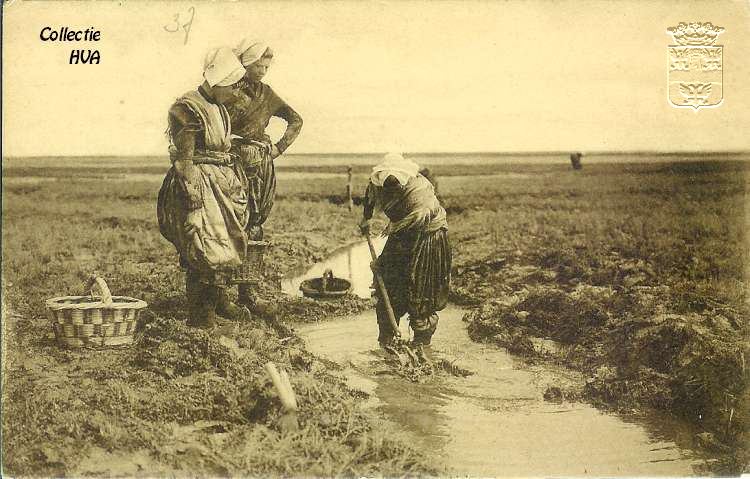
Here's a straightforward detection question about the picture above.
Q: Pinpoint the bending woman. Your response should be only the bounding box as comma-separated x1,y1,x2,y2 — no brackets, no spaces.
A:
359,153,452,346
157,47,250,328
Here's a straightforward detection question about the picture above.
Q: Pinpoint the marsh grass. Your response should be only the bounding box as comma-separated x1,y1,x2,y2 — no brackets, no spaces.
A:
1,175,437,476
448,160,749,474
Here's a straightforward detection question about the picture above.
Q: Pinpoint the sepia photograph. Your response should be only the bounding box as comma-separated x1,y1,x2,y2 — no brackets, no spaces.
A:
2,0,749,476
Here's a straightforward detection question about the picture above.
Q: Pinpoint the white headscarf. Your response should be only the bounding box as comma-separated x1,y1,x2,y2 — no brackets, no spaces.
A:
203,47,245,87
234,38,270,67
370,152,420,187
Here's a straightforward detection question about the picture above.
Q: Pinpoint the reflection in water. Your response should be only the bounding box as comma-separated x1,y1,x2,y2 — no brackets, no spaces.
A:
286,240,704,477
281,237,386,298
300,308,702,477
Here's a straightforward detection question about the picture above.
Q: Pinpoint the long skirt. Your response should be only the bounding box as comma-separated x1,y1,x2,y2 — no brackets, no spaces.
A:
376,228,451,329
241,145,276,239
157,163,249,285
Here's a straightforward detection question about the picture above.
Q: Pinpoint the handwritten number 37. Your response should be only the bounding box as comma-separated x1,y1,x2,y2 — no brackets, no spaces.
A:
164,6,195,45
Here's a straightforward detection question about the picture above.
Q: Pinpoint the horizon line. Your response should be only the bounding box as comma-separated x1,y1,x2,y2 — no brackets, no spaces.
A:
4,149,750,160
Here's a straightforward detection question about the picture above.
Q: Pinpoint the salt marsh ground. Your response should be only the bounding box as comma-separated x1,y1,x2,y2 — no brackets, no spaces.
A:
2,152,748,475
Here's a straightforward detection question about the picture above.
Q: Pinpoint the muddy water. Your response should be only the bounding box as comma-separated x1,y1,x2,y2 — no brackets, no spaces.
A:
287,239,704,476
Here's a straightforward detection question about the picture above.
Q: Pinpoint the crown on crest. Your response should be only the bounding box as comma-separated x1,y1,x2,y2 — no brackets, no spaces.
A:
667,22,724,46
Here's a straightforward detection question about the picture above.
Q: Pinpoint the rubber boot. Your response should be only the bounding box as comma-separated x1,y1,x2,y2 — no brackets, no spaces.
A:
216,287,250,321
237,283,257,309
410,313,439,346
378,322,397,348
185,271,202,325
186,278,218,329
376,304,399,348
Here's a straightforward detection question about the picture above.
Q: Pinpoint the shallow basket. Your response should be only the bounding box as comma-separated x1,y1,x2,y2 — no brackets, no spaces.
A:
45,277,148,348
232,240,269,285
300,269,352,299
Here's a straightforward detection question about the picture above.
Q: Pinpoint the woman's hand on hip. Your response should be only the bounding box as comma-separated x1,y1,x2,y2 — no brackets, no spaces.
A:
270,144,281,159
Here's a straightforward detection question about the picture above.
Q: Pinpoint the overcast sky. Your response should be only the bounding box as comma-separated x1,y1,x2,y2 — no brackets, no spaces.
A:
3,0,750,156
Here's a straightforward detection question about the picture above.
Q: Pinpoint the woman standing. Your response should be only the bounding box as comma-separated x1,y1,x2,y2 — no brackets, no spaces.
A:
157,47,251,328
359,153,452,347
226,39,303,306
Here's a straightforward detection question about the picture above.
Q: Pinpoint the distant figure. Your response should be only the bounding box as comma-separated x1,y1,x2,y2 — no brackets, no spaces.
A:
359,153,451,347
570,152,583,170
419,167,439,198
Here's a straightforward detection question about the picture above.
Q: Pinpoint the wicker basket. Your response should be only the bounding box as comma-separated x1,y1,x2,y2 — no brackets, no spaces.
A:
45,277,147,348
231,240,269,284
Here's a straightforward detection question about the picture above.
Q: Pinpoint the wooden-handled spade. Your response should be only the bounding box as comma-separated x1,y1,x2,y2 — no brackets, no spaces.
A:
364,233,420,366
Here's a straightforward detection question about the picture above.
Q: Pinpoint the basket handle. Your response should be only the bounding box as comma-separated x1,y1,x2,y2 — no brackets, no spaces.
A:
86,276,113,307
322,269,334,291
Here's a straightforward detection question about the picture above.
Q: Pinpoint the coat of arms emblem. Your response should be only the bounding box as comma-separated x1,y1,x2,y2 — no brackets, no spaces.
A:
667,22,724,110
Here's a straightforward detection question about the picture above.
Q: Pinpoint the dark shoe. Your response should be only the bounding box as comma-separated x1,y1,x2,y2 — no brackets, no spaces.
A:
186,305,218,329
237,284,257,308
250,298,278,320
411,330,433,346
216,289,248,321
379,336,395,349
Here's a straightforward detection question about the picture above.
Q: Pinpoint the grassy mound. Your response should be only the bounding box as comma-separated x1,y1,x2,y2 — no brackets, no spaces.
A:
449,160,750,474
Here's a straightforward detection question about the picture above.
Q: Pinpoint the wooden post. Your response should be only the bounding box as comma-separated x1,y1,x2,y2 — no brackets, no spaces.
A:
346,166,353,211
265,362,299,432
278,369,298,410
